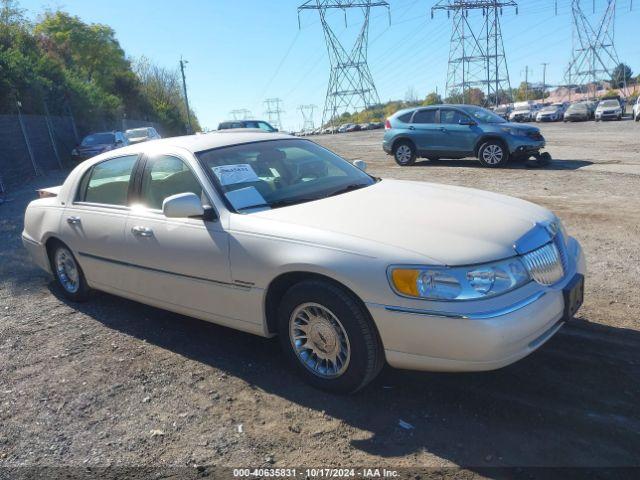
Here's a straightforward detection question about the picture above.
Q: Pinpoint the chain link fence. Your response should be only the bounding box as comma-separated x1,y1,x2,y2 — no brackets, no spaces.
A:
0,113,162,194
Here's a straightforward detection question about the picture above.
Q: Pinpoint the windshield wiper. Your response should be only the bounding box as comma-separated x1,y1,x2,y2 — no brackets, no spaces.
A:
327,183,369,198
236,197,318,212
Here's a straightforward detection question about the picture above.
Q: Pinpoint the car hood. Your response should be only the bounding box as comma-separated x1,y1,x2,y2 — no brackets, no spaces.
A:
245,179,554,265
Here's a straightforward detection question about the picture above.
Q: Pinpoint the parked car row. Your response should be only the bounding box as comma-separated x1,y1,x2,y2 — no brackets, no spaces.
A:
496,97,630,123
71,128,161,162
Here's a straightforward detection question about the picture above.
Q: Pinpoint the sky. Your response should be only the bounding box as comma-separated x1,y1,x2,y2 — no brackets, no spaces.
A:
20,0,640,132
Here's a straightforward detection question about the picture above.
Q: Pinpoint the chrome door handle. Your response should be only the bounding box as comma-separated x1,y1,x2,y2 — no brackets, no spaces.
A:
408,126,416,130
67,216,81,225
440,127,447,131
131,226,153,237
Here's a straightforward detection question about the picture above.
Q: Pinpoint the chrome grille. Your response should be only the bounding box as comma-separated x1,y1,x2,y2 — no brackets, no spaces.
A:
522,242,565,286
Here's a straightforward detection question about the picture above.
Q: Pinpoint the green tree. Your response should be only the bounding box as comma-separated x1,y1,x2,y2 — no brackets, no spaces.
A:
611,63,633,88
422,92,442,106
0,1,199,134
35,11,129,88
514,82,546,102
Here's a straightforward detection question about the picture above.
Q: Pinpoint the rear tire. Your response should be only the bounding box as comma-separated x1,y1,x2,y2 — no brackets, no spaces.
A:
48,241,91,302
478,141,509,168
277,280,384,394
392,140,416,166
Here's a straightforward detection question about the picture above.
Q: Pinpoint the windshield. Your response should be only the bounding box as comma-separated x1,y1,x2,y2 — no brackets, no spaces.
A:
197,139,375,213
568,103,587,112
541,106,558,112
81,133,115,146
460,106,506,123
126,128,149,138
599,100,620,108
514,105,530,111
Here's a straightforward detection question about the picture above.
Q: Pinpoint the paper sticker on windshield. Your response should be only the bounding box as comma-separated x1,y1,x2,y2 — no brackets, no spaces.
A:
212,164,259,186
225,186,268,212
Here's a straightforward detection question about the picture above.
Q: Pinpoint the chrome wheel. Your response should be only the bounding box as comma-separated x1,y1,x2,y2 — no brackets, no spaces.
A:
54,247,80,293
482,144,504,165
289,303,351,379
395,145,413,164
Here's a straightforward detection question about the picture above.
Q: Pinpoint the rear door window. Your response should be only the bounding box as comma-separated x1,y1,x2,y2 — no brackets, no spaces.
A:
79,155,138,206
412,109,437,124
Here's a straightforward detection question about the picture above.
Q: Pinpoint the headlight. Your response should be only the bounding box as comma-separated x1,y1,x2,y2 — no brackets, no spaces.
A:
501,127,527,136
615,109,622,114
389,258,530,301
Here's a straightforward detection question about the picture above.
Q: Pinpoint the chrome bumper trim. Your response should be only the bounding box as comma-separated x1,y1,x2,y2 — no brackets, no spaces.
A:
384,291,547,320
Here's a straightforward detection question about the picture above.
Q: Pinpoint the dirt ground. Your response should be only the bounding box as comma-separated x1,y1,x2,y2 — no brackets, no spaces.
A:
1,119,639,477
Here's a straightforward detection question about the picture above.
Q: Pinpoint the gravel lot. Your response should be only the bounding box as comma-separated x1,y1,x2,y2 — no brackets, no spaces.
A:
1,119,639,476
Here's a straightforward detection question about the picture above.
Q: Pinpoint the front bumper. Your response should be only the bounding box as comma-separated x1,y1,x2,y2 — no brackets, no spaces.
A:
596,111,622,120
367,237,585,372
509,135,545,155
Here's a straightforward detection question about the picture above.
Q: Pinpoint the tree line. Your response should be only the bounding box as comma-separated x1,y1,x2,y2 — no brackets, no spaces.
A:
0,0,199,136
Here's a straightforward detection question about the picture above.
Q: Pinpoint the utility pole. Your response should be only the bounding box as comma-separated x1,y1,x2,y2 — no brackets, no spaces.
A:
524,65,529,101
541,62,549,99
179,56,193,134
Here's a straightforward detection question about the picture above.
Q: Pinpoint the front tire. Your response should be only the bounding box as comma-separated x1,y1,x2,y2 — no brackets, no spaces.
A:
49,242,91,302
277,280,384,394
478,141,509,168
392,140,416,166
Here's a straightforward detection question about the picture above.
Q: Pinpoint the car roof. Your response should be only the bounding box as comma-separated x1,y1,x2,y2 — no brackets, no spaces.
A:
102,130,296,157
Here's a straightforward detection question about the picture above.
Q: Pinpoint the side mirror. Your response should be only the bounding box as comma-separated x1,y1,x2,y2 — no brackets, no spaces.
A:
163,192,205,218
353,159,367,172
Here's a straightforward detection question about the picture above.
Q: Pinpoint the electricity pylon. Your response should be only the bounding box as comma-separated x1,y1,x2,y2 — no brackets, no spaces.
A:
566,0,622,98
229,109,252,120
299,104,317,131
432,0,517,107
264,98,284,130
298,1,390,127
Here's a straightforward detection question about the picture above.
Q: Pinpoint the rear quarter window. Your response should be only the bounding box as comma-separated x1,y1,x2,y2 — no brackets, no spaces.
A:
397,112,413,123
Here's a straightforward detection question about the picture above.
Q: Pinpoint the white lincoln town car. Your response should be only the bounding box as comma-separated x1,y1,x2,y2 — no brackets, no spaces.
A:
23,131,585,393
